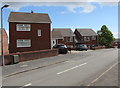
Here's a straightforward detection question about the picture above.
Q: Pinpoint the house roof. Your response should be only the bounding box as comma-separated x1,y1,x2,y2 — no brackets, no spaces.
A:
52,28,75,37
8,12,52,23
52,31,63,39
75,28,97,36
114,38,120,42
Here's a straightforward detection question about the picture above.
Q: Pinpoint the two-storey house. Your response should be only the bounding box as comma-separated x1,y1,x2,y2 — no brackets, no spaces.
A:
112,38,120,48
74,28,98,48
51,31,63,48
8,12,52,53
52,28,75,48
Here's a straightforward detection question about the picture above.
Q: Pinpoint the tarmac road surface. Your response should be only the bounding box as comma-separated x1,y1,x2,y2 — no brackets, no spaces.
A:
2,48,118,87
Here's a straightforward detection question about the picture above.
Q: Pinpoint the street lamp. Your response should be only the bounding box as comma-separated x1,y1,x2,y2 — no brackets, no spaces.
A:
1,5,9,28
1,4,9,66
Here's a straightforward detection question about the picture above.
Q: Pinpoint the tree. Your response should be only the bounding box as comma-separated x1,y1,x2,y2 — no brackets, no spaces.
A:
97,25,115,47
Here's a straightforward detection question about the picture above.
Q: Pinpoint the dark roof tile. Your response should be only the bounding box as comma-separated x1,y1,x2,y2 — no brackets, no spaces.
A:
53,28,75,37
76,28,97,36
8,12,52,23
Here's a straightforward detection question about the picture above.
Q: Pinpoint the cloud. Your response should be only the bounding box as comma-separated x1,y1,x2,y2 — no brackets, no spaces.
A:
113,32,120,38
2,2,97,13
1,0,119,2
59,11,66,14
2,0,118,14
80,3,96,13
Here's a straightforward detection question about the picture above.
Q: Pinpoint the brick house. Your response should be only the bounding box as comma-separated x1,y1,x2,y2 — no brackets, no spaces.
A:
8,12,52,53
74,28,98,48
51,31,63,48
52,28,75,48
0,28,9,55
112,38,120,48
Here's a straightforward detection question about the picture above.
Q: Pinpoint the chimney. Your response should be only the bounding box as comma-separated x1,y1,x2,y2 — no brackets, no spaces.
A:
31,10,34,13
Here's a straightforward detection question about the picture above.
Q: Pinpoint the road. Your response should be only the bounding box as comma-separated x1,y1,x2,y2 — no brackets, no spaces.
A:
2,48,118,87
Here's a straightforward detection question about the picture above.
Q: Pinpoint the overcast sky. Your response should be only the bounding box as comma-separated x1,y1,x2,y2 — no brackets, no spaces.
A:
0,0,119,38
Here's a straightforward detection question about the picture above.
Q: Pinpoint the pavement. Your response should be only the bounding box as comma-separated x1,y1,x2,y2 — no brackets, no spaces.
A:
2,48,118,86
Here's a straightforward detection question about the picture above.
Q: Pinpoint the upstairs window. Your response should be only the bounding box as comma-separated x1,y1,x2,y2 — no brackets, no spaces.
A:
92,36,96,40
17,39,31,47
87,37,90,41
84,37,87,41
84,37,90,41
67,37,73,42
38,29,42,36
17,24,31,31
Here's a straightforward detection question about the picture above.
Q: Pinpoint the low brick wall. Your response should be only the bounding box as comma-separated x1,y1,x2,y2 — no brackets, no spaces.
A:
0,49,58,65
90,46,106,50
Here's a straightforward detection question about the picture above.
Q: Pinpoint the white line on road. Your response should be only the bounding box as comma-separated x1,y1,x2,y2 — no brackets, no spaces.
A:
20,65,28,68
57,63,87,75
24,83,32,86
19,83,32,88
87,62,118,86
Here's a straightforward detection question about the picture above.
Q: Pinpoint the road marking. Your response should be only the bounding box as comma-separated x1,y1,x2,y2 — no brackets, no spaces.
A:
20,83,32,88
57,63,87,75
4,60,68,78
24,83,32,87
87,62,118,87
20,65,28,67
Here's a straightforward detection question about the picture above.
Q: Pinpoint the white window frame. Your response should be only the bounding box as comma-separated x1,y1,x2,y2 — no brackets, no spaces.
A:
84,36,90,41
17,24,31,31
38,29,42,36
84,37,87,41
70,37,73,42
67,37,73,42
92,36,96,40
17,39,31,47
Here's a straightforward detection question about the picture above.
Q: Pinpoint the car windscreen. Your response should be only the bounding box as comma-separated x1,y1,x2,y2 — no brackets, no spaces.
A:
59,45,67,48
77,44,87,48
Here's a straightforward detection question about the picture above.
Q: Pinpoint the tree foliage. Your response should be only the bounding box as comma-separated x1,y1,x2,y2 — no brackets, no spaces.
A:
97,25,115,47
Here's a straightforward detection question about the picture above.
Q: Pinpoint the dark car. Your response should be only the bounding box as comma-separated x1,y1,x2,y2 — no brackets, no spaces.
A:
53,44,68,54
76,44,88,51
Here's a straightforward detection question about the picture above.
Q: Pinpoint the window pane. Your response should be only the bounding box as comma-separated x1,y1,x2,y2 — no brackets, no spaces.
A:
17,24,31,31
38,29,41,36
17,39,31,47
92,36,96,40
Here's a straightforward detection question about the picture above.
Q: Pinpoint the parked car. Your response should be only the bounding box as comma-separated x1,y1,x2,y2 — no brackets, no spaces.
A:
76,44,88,51
53,44,68,54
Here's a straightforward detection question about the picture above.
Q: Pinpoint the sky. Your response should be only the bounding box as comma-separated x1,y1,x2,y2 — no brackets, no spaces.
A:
0,1,119,38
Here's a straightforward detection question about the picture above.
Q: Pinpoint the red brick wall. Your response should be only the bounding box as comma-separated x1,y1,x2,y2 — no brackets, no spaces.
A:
19,49,58,62
9,22,51,53
1,29,9,55
2,49,58,65
112,42,120,46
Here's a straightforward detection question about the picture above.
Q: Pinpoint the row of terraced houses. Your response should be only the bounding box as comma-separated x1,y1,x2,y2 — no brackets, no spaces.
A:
3,12,118,54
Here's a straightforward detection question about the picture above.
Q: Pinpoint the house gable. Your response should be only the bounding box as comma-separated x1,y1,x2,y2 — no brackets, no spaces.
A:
74,28,98,46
